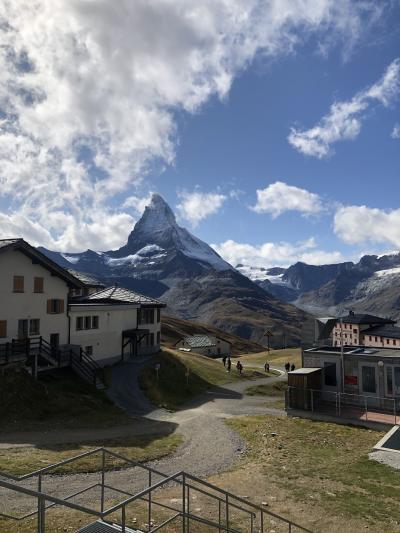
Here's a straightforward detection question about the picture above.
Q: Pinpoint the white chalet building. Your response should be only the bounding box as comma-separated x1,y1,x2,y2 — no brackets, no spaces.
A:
0,239,165,369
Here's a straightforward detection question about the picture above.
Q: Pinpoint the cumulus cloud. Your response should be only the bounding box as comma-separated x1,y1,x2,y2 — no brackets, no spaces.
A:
392,123,400,139
176,191,227,227
251,181,323,218
0,0,382,250
288,58,400,158
212,237,343,268
334,205,400,248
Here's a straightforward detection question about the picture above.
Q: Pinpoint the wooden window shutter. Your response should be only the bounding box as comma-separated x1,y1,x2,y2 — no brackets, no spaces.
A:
34,277,44,293
47,299,52,314
13,276,24,293
0,320,7,338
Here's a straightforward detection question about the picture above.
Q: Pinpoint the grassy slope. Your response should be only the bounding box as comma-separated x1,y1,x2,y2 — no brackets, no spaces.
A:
0,369,131,432
241,347,302,368
227,415,400,530
161,315,265,354
139,348,267,409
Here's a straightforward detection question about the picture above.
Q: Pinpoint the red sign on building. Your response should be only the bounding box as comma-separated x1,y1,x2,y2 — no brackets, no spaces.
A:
345,375,358,385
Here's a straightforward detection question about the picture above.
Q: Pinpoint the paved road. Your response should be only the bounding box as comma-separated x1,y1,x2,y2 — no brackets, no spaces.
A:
0,362,287,513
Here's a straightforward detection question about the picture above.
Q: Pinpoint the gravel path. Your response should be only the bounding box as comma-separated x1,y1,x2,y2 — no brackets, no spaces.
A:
0,362,286,513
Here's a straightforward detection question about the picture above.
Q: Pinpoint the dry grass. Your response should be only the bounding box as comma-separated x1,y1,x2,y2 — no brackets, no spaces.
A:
223,414,400,532
241,347,302,368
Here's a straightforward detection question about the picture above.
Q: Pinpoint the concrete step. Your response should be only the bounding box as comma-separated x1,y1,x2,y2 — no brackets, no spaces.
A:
76,520,142,533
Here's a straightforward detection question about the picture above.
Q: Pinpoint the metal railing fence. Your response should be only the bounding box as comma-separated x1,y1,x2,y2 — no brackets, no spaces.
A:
0,447,313,533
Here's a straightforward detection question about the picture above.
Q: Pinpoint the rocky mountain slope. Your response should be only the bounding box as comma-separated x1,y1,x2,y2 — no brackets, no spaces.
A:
161,315,265,355
238,252,400,320
40,194,308,346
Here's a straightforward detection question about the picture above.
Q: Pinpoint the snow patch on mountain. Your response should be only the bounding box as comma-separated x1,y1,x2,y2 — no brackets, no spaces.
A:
375,266,400,277
61,254,80,264
106,245,167,267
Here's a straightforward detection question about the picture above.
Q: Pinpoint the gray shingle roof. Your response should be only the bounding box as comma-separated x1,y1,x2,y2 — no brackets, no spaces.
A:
67,269,105,288
85,286,165,307
340,314,396,325
183,335,216,348
362,325,400,340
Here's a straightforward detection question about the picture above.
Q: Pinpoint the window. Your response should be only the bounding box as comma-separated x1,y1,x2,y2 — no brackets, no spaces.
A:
92,316,99,329
353,329,357,334
361,366,376,394
139,309,155,325
387,366,393,395
0,320,7,338
324,362,337,387
386,366,400,396
157,308,161,323
369,336,372,341
76,317,84,330
13,275,24,293
157,331,160,345
150,333,154,346
29,319,40,335
47,299,64,314
34,277,44,293
84,316,91,329
387,339,390,345
85,346,93,355
394,340,397,346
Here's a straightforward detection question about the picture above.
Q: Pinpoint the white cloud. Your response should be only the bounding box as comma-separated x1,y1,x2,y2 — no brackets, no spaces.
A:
176,191,227,227
251,181,323,218
0,0,383,250
212,237,343,268
392,123,400,139
288,58,400,157
334,205,400,248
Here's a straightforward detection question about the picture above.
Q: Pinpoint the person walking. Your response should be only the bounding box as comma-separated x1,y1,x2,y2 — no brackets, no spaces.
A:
285,362,290,373
264,362,270,373
290,363,296,372
222,355,227,367
236,360,243,375
227,357,232,373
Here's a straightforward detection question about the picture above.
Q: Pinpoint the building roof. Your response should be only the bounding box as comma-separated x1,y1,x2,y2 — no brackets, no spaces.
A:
0,238,84,288
339,313,396,325
305,346,400,358
289,368,323,375
362,325,400,340
81,286,166,307
183,335,217,348
67,269,105,288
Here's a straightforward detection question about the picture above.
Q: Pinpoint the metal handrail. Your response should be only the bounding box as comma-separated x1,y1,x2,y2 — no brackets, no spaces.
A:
0,447,314,532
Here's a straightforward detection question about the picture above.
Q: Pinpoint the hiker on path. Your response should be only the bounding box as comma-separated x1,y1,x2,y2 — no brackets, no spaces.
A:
227,358,232,373
264,362,270,373
290,363,296,372
285,362,290,373
222,355,227,367
236,360,243,375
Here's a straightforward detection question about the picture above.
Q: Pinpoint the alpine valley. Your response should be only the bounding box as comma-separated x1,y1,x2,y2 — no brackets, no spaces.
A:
39,195,308,347
237,253,400,321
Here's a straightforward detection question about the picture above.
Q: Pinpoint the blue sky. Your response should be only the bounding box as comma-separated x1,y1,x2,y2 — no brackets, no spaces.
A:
0,1,399,267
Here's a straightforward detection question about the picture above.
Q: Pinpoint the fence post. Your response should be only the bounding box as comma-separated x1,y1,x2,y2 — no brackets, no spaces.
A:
394,400,397,426
101,449,105,513
182,473,186,533
261,510,264,533
187,485,190,533
218,500,222,532
37,496,45,533
365,396,368,421
225,493,229,531
122,505,126,533
311,389,314,412
148,470,152,532
337,393,341,417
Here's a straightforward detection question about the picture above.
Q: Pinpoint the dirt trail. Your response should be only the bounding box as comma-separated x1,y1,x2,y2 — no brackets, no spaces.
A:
0,363,286,512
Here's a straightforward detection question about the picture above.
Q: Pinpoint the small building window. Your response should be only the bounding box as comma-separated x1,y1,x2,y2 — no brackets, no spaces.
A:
47,299,64,314
150,333,154,346
84,316,91,329
387,339,390,345
85,346,93,355
0,320,7,338
76,317,83,330
393,340,396,346
157,308,161,323
92,316,99,329
157,331,160,345
13,275,24,293
29,319,40,335
34,277,44,293
375,337,378,342
324,362,337,386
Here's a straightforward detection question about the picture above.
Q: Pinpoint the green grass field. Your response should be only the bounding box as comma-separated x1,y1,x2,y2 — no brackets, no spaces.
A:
139,348,267,409
0,369,131,432
241,347,302,369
